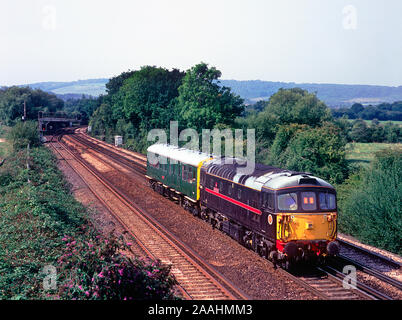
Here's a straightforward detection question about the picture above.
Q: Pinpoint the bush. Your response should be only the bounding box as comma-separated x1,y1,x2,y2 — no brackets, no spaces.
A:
58,232,177,300
0,146,178,299
7,121,40,151
337,149,402,254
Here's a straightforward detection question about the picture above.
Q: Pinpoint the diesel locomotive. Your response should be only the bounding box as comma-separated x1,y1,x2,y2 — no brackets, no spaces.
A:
146,144,339,268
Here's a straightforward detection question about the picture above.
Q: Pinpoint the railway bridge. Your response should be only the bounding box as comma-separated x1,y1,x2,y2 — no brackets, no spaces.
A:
38,111,81,135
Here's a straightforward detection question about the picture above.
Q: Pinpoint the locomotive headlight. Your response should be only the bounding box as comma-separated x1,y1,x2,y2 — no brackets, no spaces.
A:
327,213,337,222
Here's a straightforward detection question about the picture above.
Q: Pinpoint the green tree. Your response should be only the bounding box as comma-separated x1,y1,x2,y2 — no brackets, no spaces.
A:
350,103,364,115
0,87,63,125
267,123,308,166
338,149,402,254
383,122,400,143
349,119,372,142
263,88,332,127
175,62,244,131
273,123,348,184
118,66,185,131
89,103,114,138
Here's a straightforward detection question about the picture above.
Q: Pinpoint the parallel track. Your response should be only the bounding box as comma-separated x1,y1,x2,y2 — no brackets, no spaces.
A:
60,129,401,300
50,135,249,300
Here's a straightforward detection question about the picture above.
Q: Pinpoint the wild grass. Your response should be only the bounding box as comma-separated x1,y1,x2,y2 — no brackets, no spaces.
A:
345,142,402,166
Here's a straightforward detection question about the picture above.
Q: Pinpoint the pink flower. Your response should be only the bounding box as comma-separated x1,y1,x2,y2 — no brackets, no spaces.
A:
98,272,104,278
126,242,132,246
118,269,124,276
78,285,83,291
85,291,90,297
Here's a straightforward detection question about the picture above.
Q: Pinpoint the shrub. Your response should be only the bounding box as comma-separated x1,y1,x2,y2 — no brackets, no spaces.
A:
7,121,40,151
58,232,178,300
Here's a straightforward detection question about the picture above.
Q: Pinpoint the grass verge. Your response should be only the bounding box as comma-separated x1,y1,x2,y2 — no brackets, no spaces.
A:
0,146,177,300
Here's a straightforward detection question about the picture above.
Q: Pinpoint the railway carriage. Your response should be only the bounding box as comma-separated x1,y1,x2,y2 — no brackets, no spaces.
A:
146,144,213,213
146,143,339,268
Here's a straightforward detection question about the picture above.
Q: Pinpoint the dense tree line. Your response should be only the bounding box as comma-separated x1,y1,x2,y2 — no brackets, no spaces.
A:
0,86,100,127
334,118,401,143
0,86,64,125
237,88,347,184
89,63,245,152
332,102,402,121
63,96,100,125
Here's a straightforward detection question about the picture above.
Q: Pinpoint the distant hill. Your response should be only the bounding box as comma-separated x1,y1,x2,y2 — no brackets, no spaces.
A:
219,80,402,107
15,78,402,107
23,79,109,98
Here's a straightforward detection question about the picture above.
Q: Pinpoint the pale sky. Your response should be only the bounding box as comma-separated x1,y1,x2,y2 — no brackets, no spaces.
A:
1,0,402,87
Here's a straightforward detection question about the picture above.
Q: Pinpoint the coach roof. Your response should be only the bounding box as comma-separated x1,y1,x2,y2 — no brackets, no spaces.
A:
147,144,214,167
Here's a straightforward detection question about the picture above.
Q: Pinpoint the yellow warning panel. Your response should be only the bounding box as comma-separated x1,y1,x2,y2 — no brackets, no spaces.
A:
277,213,337,242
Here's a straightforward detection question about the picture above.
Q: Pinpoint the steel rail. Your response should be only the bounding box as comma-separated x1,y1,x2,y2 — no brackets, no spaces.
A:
53,136,249,300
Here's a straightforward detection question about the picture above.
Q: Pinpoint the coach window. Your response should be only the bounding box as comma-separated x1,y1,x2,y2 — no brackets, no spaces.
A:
182,165,187,181
188,167,195,184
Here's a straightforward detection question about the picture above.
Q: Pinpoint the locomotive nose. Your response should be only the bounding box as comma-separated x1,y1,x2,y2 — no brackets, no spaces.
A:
327,241,339,256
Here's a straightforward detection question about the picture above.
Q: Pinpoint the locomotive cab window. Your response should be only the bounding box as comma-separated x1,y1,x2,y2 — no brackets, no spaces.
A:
319,192,336,210
278,193,298,211
301,192,317,211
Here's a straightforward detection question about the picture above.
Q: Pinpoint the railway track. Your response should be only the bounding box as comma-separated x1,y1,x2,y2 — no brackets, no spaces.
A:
334,239,402,297
57,128,402,300
50,135,249,300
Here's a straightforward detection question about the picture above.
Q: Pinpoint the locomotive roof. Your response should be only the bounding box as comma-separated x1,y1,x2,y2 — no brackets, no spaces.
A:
203,157,334,191
147,144,214,167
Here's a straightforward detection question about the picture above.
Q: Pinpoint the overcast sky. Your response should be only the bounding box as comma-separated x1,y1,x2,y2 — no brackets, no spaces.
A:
1,0,401,87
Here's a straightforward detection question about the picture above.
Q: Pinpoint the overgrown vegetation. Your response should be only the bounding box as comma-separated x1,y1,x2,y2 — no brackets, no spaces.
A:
6,121,41,151
337,149,402,254
0,146,177,299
